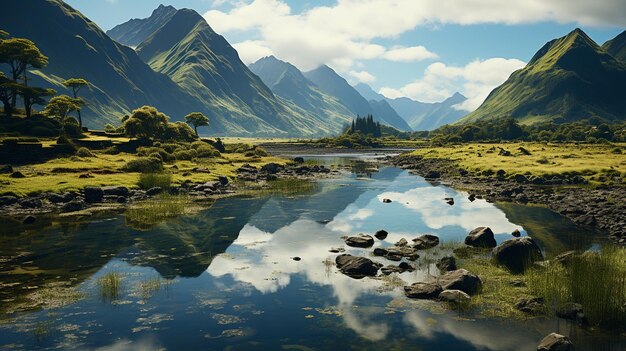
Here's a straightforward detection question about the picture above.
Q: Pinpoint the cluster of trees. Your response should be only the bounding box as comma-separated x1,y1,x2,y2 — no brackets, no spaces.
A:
116,106,210,142
347,115,382,137
431,117,626,144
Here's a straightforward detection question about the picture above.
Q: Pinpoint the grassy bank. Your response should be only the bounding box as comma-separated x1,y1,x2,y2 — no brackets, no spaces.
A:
406,142,626,185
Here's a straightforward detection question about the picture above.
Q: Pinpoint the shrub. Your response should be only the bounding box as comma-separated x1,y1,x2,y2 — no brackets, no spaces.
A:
196,144,220,158
161,143,184,153
76,147,94,157
173,149,197,161
253,146,268,157
122,157,163,173
137,146,173,162
138,172,172,190
31,126,57,137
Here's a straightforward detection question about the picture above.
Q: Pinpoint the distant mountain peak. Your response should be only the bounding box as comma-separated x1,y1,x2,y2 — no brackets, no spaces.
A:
602,30,626,62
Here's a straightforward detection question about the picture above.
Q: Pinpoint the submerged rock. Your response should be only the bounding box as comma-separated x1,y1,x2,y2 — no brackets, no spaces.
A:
438,269,482,295
381,262,414,275
537,333,574,351
345,234,375,248
335,254,381,279
373,247,419,261
465,227,497,248
404,282,442,299
493,237,544,273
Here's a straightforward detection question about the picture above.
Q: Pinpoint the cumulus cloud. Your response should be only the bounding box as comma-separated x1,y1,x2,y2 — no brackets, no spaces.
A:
380,58,526,110
232,40,274,64
383,46,439,62
348,70,376,84
205,0,624,72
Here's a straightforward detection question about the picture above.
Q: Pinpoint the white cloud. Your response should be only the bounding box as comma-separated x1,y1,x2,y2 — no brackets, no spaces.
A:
232,40,274,64
380,58,526,110
348,70,376,84
383,46,438,62
205,0,625,73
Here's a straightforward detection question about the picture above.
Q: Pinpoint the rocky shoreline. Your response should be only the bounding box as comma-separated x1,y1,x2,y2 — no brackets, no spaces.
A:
392,154,626,246
0,160,336,222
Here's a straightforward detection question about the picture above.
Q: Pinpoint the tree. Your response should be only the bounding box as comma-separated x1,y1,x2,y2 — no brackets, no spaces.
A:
19,86,55,118
62,78,89,127
0,38,48,108
123,105,169,139
184,112,209,137
44,95,83,121
0,72,20,116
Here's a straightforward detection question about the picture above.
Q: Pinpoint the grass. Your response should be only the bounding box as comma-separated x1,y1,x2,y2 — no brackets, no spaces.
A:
137,276,171,300
125,194,190,229
138,172,172,190
526,246,626,327
97,272,123,302
239,178,317,197
406,142,626,185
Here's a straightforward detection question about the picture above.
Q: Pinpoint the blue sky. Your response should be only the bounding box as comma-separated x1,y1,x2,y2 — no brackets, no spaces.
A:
67,0,625,110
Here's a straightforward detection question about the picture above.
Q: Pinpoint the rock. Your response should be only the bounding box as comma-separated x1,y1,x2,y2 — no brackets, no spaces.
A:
465,227,497,248
329,247,345,253
103,186,130,197
83,186,104,203
116,196,127,204
438,269,482,295
439,289,471,304
404,282,442,299
22,215,36,224
537,333,574,351
345,234,375,248
512,229,521,237
335,254,382,279
436,256,457,272
412,234,440,249
261,163,282,174
0,196,18,206
373,247,419,261
78,173,93,179
445,197,454,205
496,169,507,178
47,193,67,203
61,200,87,213
182,172,191,177
218,176,229,186
425,171,441,179
395,238,408,247
0,164,13,173
554,251,577,266
493,237,544,273
514,174,528,183
382,198,392,203
292,257,301,261
9,171,25,178
146,187,163,196
556,303,587,325
19,197,42,209
374,230,388,240
293,157,305,164
468,194,476,202
518,147,532,155
515,297,545,314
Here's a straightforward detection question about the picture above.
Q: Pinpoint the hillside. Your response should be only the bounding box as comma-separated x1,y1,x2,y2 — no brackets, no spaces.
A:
461,28,626,124
0,0,200,128
304,66,412,131
602,30,626,62
354,83,467,130
107,4,176,47
248,56,353,131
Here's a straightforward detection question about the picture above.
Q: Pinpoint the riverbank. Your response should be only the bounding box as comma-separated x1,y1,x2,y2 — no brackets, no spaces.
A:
391,142,626,246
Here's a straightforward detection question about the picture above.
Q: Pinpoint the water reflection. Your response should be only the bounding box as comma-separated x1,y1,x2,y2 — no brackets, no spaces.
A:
0,159,619,351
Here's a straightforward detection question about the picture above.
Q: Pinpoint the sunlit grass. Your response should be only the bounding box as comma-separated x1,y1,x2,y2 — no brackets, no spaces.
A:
138,172,172,190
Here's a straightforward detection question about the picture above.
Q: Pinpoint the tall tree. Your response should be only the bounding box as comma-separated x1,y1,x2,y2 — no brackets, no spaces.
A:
44,94,82,121
62,78,89,127
184,112,209,137
0,38,48,108
0,72,19,116
18,86,55,118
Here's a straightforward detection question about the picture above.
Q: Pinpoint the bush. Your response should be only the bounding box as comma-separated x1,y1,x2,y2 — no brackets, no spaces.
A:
173,149,197,161
102,146,120,155
196,144,220,158
138,172,172,190
137,146,173,162
161,143,184,153
31,126,57,137
76,147,94,157
253,146,268,157
122,157,163,173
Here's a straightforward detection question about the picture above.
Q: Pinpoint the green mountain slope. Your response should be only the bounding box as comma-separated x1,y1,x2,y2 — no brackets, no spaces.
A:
602,30,626,62
304,66,412,131
249,56,353,131
107,5,176,48
461,28,626,124
354,83,467,131
135,9,336,136
0,0,200,128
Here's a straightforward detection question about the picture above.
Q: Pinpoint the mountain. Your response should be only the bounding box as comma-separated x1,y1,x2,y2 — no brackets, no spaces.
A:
107,4,176,47
602,30,626,62
133,8,346,136
368,100,412,132
0,0,200,128
461,28,626,124
248,56,352,130
354,83,467,130
304,66,412,131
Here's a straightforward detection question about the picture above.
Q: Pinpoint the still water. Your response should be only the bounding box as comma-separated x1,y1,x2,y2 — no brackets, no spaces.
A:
0,156,622,350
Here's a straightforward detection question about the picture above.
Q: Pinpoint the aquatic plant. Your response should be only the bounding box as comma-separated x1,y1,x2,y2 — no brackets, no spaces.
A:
240,178,317,197
97,271,123,302
527,246,626,327
138,276,171,300
126,194,190,229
